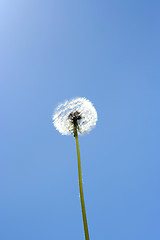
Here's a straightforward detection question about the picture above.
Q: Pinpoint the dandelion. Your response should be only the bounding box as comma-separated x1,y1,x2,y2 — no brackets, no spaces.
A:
53,97,97,136
53,97,98,240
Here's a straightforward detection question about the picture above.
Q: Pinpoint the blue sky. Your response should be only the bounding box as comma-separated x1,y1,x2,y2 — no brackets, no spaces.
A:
0,1,160,239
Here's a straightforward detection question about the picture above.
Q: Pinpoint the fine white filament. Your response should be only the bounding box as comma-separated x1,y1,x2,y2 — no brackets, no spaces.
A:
53,97,98,135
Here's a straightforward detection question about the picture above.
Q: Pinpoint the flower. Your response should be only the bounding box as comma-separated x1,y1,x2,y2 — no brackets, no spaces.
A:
53,97,98,135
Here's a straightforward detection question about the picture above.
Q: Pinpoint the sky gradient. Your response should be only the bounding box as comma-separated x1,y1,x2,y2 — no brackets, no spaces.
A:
0,1,160,239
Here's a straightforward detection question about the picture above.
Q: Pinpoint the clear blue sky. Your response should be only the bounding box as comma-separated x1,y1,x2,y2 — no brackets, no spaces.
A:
0,1,160,239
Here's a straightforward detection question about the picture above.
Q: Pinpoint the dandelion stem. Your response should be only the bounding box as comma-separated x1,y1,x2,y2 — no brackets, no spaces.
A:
74,128,90,240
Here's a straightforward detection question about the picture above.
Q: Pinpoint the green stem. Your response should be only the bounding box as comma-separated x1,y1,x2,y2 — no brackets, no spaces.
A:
74,128,90,240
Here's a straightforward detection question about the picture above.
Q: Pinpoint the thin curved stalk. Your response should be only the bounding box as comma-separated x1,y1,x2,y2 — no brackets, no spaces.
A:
74,128,90,240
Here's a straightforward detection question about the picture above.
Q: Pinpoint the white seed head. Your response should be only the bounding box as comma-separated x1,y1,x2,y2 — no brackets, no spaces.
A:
53,97,98,135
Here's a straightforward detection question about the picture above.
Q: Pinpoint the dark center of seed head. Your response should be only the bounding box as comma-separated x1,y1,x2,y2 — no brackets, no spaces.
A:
68,111,82,126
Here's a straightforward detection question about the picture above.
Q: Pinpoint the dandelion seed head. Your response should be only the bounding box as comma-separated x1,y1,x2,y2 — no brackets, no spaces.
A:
53,97,98,135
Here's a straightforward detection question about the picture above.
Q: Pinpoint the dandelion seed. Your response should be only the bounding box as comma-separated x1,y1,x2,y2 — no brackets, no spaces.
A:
53,97,98,240
53,97,97,136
